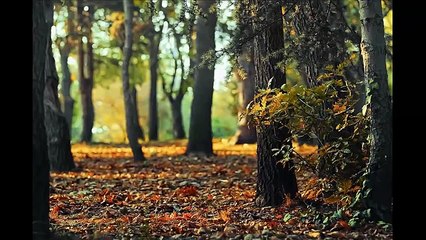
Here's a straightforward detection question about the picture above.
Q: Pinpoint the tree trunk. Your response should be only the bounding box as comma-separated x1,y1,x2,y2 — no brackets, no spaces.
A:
251,0,298,206
234,47,257,144
186,0,217,156
33,0,51,238
148,34,160,141
60,0,75,130
131,88,145,141
292,0,346,87
60,47,74,130
44,39,76,172
171,98,186,139
77,1,95,142
358,0,392,223
122,0,145,161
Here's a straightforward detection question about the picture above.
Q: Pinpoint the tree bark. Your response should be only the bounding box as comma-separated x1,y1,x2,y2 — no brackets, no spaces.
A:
358,0,392,223
234,47,257,144
171,98,186,139
122,0,145,161
33,0,51,238
291,0,346,87
251,0,298,207
148,33,160,141
44,39,76,172
60,0,75,130
59,46,74,129
77,1,95,142
186,0,217,156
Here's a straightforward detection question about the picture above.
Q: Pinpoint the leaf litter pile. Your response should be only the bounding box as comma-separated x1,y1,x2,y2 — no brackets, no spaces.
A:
50,140,392,239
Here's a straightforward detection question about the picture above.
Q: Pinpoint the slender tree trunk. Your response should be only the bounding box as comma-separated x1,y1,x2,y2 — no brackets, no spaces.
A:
358,0,392,222
251,0,298,207
131,88,145,141
148,34,160,141
186,0,217,156
77,2,95,142
60,0,75,130
33,0,51,238
44,39,76,172
123,0,145,161
171,98,186,139
60,47,74,129
234,47,257,144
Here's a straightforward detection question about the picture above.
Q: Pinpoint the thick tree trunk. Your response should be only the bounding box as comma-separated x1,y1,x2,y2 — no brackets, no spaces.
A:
122,0,145,161
77,2,95,142
234,47,257,144
171,98,186,139
60,0,75,130
186,0,217,156
33,0,51,238
292,0,346,87
358,0,392,222
44,40,76,172
148,34,160,141
251,0,298,206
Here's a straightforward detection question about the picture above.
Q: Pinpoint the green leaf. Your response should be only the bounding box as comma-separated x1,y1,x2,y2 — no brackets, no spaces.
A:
342,149,351,154
283,213,292,222
362,104,368,116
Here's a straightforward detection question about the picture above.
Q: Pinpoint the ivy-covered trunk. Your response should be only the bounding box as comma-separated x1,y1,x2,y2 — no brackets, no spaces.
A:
358,0,392,222
44,39,76,172
251,0,298,206
33,0,51,238
122,0,145,161
186,0,217,156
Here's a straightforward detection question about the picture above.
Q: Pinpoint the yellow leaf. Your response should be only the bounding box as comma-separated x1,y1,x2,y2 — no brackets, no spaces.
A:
338,180,352,193
323,196,341,204
219,210,230,222
307,231,321,238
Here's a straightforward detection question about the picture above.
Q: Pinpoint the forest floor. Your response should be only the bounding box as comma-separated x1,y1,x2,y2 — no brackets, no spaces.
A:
50,139,392,240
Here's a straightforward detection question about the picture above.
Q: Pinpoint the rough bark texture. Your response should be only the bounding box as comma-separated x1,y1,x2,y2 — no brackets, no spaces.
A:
44,39,76,172
148,32,160,141
291,0,347,88
122,0,145,161
251,0,298,207
186,0,217,156
60,0,75,130
233,47,257,144
33,0,51,238
358,0,392,223
77,0,95,142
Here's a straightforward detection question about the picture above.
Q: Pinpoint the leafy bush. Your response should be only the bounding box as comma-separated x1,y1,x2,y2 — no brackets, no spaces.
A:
245,63,370,199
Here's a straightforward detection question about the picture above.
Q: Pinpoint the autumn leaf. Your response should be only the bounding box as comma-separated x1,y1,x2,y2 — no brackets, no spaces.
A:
338,220,351,230
323,196,341,204
207,194,214,200
333,103,347,113
307,231,321,238
50,205,61,219
176,186,198,197
219,210,231,222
